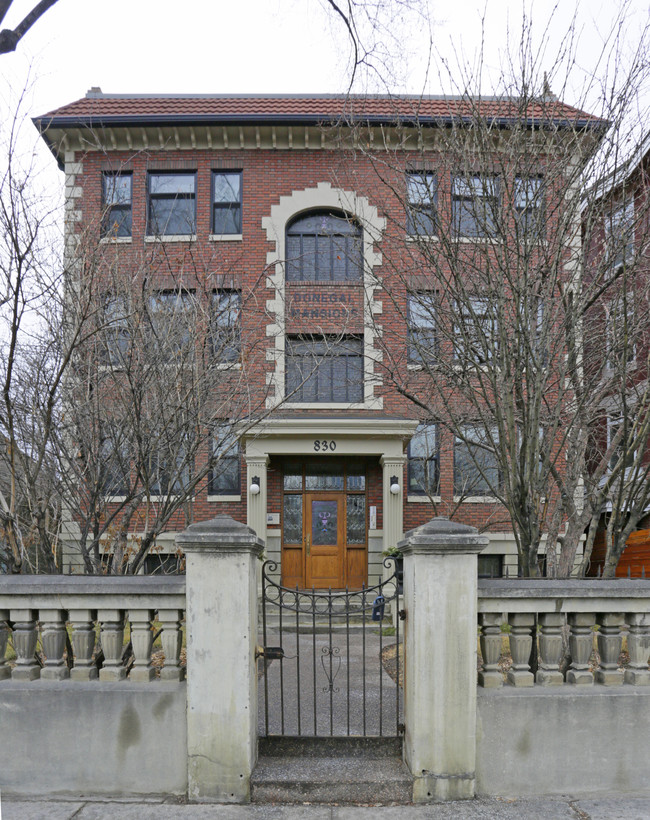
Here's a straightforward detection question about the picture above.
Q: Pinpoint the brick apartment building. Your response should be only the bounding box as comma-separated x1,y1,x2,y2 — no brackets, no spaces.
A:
33,91,602,583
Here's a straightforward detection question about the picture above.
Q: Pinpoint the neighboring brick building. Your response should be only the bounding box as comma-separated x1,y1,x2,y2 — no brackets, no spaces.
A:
33,91,601,583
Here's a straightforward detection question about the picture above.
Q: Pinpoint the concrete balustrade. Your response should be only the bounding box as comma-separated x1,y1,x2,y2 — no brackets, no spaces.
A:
0,575,186,682
477,580,650,688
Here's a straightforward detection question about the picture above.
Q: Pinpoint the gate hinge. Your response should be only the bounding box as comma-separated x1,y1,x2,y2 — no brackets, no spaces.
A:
398,609,407,621
255,646,285,660
397,722,405,735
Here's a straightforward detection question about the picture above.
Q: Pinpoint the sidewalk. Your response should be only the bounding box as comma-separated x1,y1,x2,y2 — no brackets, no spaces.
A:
3,795,650,819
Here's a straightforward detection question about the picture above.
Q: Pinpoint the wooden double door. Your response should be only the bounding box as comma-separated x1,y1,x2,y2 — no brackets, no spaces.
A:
281,462,367,589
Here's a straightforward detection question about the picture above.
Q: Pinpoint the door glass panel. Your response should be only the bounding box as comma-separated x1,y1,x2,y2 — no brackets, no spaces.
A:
311,499,338,545
283,494,303,543
347,495,366,543
305,462,344,491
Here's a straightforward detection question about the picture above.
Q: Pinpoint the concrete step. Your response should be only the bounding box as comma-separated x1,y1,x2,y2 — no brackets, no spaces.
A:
252,737,412,804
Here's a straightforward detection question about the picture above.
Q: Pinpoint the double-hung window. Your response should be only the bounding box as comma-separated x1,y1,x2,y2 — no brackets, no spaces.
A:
99,435,130,497
607,415,637,472
286,211,362,282
102,295,129,365
101,172,132,238
454,296,496,364
454,425,500,497
605,295,636,370
407,423,440,495
406,172,437,235
407,292,437,364
147,172,196,236
147,290,195,359
452,174,499,237
211,290,241,362
208,425,241,495
286,336,364,403
606,201,635,272
212,171,242,235
514,176,544,238
146,442,190,496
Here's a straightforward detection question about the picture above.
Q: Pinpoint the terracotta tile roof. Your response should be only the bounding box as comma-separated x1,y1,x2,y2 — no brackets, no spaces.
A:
34,93,604,128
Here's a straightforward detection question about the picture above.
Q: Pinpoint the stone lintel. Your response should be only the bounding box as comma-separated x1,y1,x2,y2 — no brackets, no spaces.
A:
398,516,488,556
176,514,264,556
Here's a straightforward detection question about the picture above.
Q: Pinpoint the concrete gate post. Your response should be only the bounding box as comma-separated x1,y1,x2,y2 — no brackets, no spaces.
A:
177,515,265,803
398,517,488,802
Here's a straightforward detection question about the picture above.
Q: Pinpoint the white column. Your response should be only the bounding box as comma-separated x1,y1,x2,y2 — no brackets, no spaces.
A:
178,514,264,803
245,454,269,545
380,454,406,555
400,517,488,802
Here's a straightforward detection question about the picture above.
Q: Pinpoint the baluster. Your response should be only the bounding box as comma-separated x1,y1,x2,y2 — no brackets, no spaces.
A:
624,613,650,686
595,613,624,686
478,613,503,688
566,613,595,685
536,613,564,685
10,609,40,680
129,609,155,682
0,609,11,680
98,609,127,681
39,608,70,681
158,609,185,681
506,613,535,686
69,609,98,681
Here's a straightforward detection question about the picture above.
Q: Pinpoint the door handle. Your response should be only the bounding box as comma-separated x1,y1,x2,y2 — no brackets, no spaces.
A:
306,533,311,556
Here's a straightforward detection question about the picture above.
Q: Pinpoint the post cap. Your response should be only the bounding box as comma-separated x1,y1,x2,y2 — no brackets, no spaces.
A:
176,514,264,555
397,516,489,555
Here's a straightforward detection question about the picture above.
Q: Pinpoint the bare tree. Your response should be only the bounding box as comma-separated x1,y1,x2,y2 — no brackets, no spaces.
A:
337,8,650,576
0,0,60,55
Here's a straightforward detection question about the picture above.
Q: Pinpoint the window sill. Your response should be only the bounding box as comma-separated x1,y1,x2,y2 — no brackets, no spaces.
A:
406,234,439,242
407,363,423,371
407,495,441,503
100,236,132,244
207,495,241,502
453,236,501,244
103,495,127,502
209,233,243,242
283,400,378,410
144,235,197,243
453,495,500,503
215,361,242,371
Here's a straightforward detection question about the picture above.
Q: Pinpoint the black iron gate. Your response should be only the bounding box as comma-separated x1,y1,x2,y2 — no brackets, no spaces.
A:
259,559,403,738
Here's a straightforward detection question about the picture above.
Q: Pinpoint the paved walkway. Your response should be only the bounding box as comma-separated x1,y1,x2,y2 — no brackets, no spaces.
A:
3,795,650,819
258,626,401,736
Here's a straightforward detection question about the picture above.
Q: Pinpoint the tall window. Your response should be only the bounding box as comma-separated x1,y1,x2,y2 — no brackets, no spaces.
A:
147,290,195,358
146,443,190,496
605,296,636,370
452,174,499,237
212,171,242,234
607,415,637,471
606,201,635,271
514,176,544,237
211,290,241,362
286,336,363,403
101,172,132,238
408,423,440,495
102,295,129,365
208,426,241,495
286,211,362,282
99,435,130,497
406,172,437,235
147,172,196,236
407,292,436,364
454,425,500,496
454,296,496,364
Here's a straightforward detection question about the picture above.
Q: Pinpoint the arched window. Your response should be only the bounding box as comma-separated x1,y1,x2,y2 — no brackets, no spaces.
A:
286,210,362,282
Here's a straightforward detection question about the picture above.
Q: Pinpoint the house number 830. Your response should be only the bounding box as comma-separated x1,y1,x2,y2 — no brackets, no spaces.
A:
314,440,336,452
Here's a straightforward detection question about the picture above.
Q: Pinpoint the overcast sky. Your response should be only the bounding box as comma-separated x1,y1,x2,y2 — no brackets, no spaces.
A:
1,0,649,176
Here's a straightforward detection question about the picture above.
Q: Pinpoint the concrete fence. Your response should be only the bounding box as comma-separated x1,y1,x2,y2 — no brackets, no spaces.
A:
0,514,648,803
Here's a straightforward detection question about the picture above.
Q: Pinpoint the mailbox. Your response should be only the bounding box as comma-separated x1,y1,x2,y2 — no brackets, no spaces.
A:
371,595,385,621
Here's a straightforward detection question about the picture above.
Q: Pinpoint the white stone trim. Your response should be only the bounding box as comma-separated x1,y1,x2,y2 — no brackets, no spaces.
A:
261,181,386,409
209,233,243,242
207,495,241,502
407,495,442,503
144,235,197,243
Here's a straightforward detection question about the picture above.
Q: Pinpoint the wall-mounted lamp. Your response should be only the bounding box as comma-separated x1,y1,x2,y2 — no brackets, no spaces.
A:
390,475,400,495
249,476,261,495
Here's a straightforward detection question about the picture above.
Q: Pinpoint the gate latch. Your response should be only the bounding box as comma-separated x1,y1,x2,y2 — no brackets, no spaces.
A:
255,646,285,660
371,595,386,621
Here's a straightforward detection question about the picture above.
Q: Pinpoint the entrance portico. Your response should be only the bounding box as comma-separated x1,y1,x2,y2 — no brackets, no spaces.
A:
242,418,417,587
